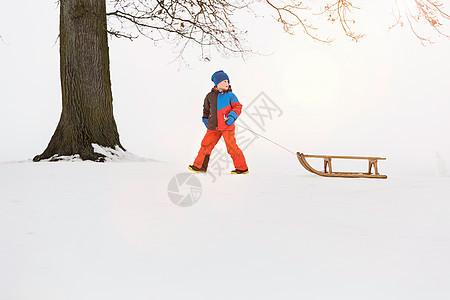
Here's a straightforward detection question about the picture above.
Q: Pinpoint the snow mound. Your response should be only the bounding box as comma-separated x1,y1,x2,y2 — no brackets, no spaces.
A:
92,144,153,162
38,154,84,162
22,144,153,163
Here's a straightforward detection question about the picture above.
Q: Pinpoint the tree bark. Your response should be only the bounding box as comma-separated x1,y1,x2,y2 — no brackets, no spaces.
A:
34,0,123,162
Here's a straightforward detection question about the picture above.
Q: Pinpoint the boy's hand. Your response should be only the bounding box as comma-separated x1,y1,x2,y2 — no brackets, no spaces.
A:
225,115,235,125
202,117,209,128
225,111,238,126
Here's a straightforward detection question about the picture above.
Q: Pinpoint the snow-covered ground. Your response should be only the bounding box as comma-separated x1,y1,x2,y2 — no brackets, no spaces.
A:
1,158,450,300
2,2,450,299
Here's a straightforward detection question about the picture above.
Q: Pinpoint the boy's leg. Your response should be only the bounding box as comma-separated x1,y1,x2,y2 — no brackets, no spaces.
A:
222,130,248,171
192,130,222,171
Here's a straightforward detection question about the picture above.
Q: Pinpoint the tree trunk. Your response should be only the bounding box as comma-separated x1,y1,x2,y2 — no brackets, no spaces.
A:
34,0,123,162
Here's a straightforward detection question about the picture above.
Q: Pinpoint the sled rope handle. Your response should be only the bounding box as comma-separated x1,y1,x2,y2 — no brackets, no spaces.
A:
235,124,296,155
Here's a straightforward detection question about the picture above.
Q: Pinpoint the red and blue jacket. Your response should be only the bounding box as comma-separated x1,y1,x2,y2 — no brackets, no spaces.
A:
202,87,242,131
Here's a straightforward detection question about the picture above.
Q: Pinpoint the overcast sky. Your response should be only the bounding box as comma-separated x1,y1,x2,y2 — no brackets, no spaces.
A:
1,1,449,176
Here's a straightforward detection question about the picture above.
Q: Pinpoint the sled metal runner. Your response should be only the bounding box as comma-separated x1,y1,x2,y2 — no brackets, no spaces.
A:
297,152,387,179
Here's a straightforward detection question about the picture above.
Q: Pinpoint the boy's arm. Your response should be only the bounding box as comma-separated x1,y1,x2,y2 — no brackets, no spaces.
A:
202,94,210,128
203,94,210,119
228,93,242,120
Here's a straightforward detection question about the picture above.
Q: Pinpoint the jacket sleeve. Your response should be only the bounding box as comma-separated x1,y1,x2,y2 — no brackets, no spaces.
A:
202,94,210,119
230,93,242,118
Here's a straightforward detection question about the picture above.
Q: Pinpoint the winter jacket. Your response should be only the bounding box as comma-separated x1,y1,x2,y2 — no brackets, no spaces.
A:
202,87,242,131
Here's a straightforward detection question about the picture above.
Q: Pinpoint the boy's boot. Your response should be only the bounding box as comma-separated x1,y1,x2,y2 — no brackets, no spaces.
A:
188,165,206,173
188,154,210,173
231,169,249,174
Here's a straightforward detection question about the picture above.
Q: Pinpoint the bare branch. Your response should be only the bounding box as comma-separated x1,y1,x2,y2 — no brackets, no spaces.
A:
106,0,254,60
265,0,333,43
316,0,363,42
102,0,450,61
390,0,450,45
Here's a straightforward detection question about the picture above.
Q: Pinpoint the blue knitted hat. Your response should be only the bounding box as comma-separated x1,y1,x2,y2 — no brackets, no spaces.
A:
211,70,229,86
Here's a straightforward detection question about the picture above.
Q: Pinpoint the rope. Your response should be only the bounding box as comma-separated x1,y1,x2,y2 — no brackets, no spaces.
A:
235,123,296,156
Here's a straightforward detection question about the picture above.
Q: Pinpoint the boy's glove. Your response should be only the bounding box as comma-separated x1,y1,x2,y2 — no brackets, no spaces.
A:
202,118,209,128
225,116,235,126
225,111,238,126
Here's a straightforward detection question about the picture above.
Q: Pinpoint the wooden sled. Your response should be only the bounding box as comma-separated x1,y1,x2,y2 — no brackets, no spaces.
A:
297,152,387,179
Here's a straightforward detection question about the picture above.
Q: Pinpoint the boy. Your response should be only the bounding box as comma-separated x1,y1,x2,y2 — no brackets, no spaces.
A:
188,70,249,174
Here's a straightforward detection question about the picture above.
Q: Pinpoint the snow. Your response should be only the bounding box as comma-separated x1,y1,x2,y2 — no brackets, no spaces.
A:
2,1,450,299
1,160,450,300
30,144,154,163
91,144,155,162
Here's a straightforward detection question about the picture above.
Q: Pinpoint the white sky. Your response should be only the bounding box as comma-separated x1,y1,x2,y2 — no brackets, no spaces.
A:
1,0,449,176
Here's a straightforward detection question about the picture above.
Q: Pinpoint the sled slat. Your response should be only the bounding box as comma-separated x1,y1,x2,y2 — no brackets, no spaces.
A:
303,154,386,161
297,152,387,179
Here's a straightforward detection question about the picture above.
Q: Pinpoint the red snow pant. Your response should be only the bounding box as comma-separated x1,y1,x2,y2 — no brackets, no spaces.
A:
193,130,248,171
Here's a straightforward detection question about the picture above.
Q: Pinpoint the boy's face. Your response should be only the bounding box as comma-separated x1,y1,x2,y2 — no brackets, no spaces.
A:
217,79,229,91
